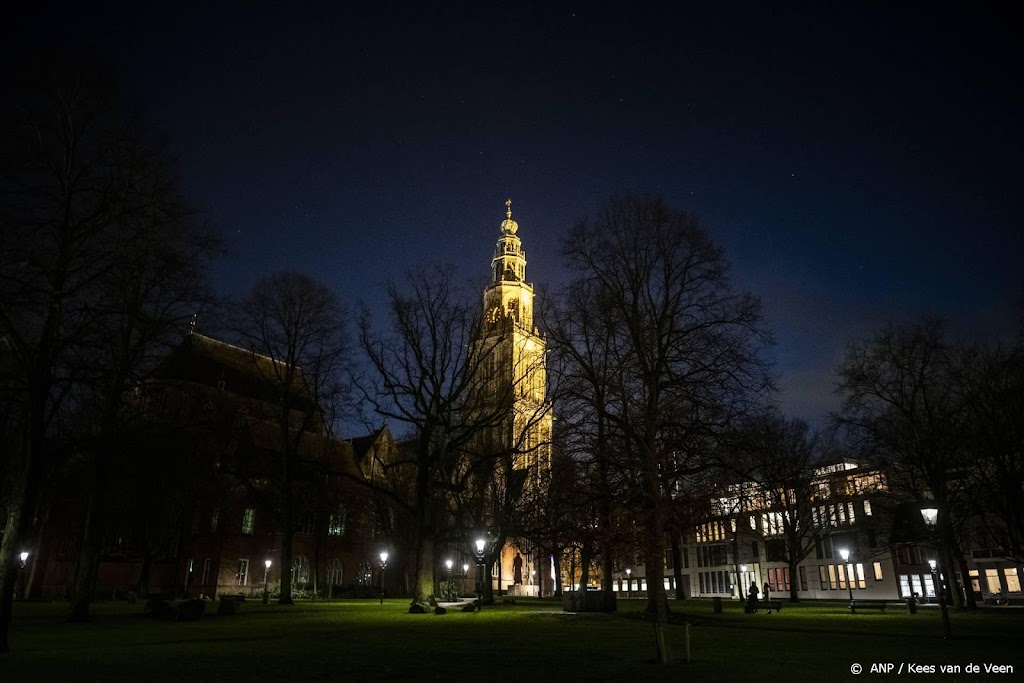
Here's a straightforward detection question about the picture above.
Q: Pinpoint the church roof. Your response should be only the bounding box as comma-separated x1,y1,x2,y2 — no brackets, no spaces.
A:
151,333,314,410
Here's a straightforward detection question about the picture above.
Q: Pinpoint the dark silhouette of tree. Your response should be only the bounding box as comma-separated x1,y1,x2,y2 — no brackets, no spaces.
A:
356,265,542,609
721,413,829,602
230,271,349,605
560,195,771,662
955,341,1024,564
835,319,972,608
0,60,215,644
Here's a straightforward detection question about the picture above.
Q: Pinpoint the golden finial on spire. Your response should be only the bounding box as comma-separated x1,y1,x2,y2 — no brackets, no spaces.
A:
500,198,519,235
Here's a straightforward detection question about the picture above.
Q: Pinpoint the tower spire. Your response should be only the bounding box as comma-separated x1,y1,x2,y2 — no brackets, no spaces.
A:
506,197,512,219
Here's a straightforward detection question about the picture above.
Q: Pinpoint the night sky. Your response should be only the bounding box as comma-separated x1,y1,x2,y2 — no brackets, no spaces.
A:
8,2,1022,427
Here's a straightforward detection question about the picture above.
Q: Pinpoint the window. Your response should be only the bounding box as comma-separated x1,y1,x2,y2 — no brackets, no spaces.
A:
328,510,346,536
236,559,249,586
767,567,790,592
838,564,847,590
873,562,883,581
969,569,980,593
1004,568,1019,593
863,500,873,516
751,541,759,559
866,529,877,548
241,508,255,535
855,563,866,589
799,566,808,591
298,513,315,535
846,502,856,524
985,569,1001,593
819,565,829,589
682,548,689,569
828,565,838,590
293,555,310,585
210,508,220,533
201,558,211,584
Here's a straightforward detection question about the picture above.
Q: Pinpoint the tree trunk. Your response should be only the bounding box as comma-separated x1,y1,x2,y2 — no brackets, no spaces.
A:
68,453,110,621
0,391,49,653
578,537,594,592
553,549,563,596
411,533,435,607
954,552,977,609
671,535,685,600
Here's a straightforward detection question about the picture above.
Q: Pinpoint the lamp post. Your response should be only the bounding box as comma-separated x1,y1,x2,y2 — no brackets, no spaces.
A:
445,559,453,601
17,552,29,601
473,537,487,611
626,568,632,599
839,548,855,607
379,551,389,605
463,563,469,597
263,559,272,605
921,507,952,638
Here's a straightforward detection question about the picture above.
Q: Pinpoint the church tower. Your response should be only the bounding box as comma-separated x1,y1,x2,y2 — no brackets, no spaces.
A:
479,199,551,476
478,199,553,597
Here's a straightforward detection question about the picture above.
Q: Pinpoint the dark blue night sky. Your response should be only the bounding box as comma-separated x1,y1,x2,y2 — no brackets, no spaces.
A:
8,2,1022,426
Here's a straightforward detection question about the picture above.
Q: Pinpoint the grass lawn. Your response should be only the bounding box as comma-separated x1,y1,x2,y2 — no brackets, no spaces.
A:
2,597,1022,681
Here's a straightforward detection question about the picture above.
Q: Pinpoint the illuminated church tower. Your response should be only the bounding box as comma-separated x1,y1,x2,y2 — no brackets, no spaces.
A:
479,199,551,477
478,200,553,596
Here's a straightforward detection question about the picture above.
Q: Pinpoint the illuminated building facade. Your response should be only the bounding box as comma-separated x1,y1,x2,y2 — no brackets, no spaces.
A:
476,200,554,596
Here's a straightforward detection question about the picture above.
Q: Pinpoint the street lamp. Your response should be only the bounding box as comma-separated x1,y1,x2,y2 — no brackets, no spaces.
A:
263,559,272,605
626,568,632,599
921,507,952,638
445,559,453,600
19,552,29,566
473,537,487,610
839,548,855,606
379,551,389,605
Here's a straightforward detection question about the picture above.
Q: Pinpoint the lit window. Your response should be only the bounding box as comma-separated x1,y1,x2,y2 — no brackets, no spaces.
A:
236,559,249,586
873,562,883,581
969,569,981,593
1004,568,1020,593
863,500,873,516
985,569,1001,593
856,563,866,589
242,508,255,535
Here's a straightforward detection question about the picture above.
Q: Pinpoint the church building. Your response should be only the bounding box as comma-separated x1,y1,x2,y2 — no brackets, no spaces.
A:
477,200,554,597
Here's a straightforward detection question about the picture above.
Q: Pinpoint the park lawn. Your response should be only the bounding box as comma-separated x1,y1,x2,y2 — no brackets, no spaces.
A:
1,598,1021,681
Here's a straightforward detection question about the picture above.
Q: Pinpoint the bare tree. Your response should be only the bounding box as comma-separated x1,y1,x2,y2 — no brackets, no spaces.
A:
230,271,349,604
0,61,215,644
835,319,972,608
722,413,828,602
356,265,535,609
955,341,1024,564
561,195,771,663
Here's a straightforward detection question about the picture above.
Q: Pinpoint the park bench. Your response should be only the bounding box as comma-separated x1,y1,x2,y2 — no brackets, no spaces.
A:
217,594,246,616
848,600,901,613
756,599,784,613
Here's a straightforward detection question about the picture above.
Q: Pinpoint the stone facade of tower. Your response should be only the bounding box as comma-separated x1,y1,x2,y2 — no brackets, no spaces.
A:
478,200,554,596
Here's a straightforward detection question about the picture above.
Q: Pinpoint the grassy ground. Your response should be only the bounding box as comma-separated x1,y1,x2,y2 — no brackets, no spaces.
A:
2,597,1022,681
